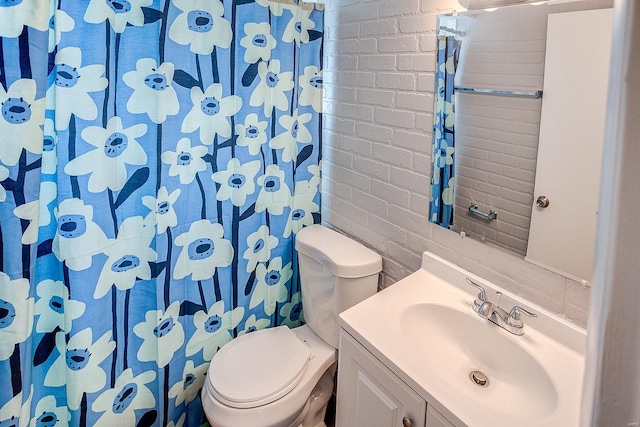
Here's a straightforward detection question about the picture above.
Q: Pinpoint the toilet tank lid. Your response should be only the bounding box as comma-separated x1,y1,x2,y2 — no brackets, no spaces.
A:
295,225,382,278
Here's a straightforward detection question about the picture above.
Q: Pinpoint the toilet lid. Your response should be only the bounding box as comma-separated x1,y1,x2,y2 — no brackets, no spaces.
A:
209,326,311,409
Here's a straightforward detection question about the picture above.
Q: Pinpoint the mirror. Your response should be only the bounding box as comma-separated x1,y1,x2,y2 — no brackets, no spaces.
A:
430,0,613,283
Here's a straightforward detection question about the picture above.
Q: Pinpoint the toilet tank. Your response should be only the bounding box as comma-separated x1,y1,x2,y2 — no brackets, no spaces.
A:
295,225,382,348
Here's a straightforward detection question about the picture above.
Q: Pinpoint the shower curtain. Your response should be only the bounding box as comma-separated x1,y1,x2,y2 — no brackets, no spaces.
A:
0,1,323,426
429,36,459,228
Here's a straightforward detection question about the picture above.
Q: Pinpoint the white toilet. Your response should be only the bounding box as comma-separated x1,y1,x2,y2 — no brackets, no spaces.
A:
201,224,382,427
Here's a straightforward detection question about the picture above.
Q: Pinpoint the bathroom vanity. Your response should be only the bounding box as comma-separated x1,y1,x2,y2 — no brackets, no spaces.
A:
337,330,455,427
335,252,586,427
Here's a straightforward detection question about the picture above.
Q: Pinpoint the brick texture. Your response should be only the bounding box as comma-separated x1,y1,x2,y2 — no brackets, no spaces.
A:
321,0,590,326
452,6,548,255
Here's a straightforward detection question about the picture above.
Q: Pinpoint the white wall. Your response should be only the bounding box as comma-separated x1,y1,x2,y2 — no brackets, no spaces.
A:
581,0,640,424
453,6,547,255
322,0,590,325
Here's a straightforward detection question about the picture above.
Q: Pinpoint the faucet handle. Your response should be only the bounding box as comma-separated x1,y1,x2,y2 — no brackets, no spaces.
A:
466,278,487,310
507,306,537,328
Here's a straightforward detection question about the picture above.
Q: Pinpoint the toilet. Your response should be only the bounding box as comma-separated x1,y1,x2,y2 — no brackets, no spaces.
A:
201,224,382,427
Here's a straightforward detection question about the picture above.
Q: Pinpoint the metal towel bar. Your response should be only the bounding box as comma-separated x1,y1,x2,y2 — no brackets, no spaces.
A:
455,86,543,99
468,203,498,220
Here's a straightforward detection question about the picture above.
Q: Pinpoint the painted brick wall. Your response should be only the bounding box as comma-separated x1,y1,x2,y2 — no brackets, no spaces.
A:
452,5,548,255
321,0,590,326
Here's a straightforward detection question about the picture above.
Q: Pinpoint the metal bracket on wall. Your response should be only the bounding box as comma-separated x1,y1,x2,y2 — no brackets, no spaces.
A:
468,203,498,220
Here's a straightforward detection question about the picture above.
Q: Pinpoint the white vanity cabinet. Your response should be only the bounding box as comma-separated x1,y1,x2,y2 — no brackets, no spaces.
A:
336,330,455,427
335,252,586,426
426,406,456,427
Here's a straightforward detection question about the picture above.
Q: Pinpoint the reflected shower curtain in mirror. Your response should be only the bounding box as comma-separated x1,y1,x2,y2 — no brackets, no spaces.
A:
429,36,460,228
0,1,323,426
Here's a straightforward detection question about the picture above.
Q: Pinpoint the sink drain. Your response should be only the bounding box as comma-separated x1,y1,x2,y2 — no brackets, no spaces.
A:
469,370,489,388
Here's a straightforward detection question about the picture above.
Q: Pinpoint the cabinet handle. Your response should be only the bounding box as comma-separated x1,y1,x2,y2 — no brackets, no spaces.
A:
402,417,413,427
536,195,550,208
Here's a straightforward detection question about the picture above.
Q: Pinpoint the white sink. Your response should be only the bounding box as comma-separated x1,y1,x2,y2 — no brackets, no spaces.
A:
339,252,585,427
401,303,557,418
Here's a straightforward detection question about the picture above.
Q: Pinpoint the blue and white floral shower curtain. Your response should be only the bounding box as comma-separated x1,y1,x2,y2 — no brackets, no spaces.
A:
0,1,323,426
429,36,459,228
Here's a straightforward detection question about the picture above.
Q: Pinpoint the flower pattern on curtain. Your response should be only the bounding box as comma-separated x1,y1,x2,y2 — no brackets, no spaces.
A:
429,36,460,228
0,1,324,426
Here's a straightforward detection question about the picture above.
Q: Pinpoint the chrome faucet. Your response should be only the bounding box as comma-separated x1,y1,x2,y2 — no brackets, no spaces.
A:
466,278,537,336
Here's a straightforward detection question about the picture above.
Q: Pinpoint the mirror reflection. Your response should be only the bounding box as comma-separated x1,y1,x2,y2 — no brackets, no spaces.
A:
429,0,613,283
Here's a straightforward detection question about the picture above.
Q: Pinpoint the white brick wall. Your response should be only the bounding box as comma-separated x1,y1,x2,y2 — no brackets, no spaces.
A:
321,0,590,326
452,6,547,255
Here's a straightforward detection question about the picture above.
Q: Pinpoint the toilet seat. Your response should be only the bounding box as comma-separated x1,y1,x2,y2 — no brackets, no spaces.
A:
202,325,338,427
208,326,311,409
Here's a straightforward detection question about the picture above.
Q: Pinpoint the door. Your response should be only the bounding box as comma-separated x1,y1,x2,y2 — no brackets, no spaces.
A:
526,8,614,283
336,331,426,427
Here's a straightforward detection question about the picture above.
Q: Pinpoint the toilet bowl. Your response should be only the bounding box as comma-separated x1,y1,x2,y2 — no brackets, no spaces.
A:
202,325,336,427
202,225,382,427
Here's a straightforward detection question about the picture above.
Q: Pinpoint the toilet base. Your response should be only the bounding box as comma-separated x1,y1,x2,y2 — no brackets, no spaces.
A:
292,364,336,427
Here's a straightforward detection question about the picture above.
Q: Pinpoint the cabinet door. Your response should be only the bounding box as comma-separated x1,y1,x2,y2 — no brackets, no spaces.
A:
336,331,426,427
426,405,455,427
526,8,614,282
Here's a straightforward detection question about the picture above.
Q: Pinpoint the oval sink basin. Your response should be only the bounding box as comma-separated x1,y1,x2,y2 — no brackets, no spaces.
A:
401,303,558,418
339,252,585,426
